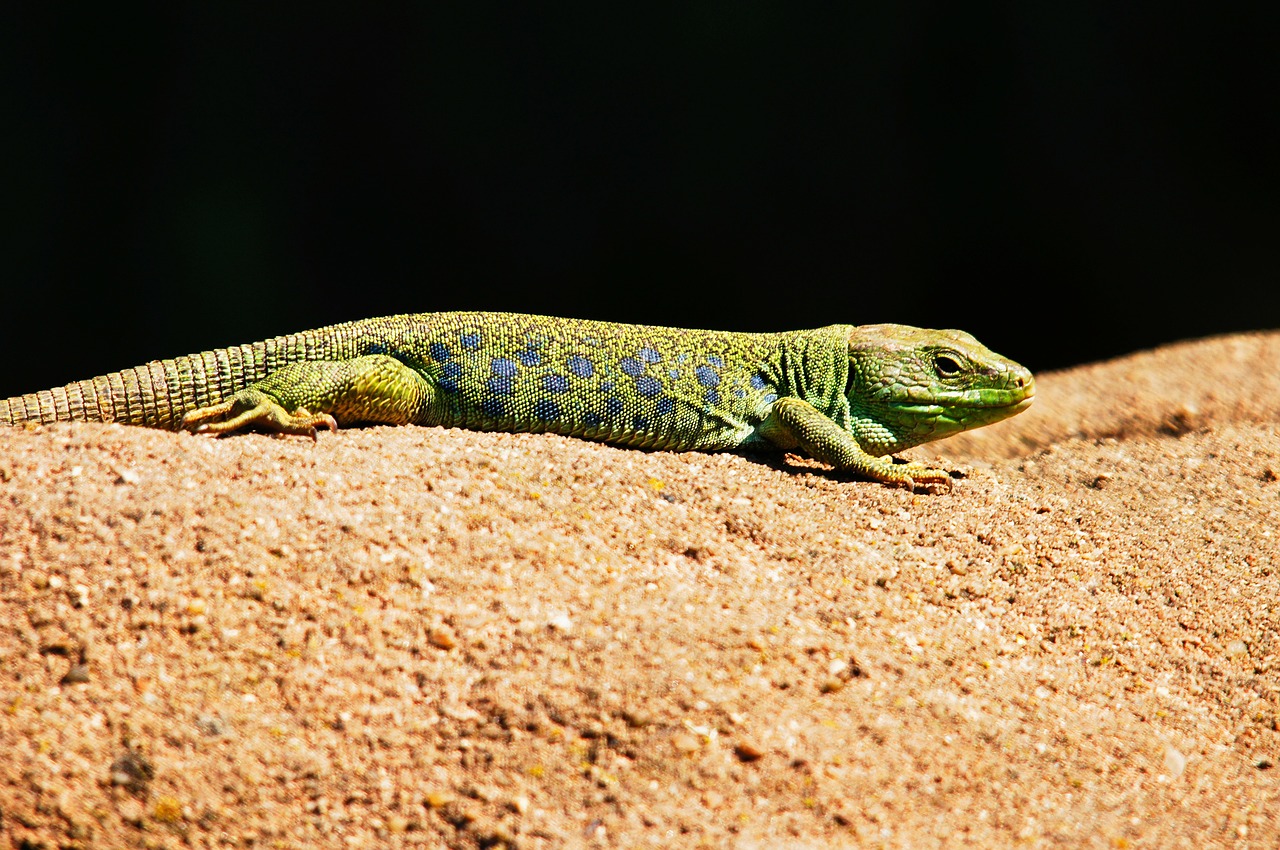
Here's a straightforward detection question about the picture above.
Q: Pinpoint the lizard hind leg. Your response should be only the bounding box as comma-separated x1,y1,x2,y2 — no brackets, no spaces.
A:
181,354,431,438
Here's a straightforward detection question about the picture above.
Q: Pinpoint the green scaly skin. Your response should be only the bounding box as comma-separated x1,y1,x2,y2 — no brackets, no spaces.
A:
0,312,1035,490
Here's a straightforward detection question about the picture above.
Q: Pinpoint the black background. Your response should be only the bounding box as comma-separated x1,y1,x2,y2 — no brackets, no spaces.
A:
3,6,1277,397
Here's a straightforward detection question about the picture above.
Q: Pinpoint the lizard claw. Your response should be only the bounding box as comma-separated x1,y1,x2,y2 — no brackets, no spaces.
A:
301,413,339,441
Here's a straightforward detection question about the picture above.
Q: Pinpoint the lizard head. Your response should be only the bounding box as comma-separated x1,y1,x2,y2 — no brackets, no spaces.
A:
844,324,1035,454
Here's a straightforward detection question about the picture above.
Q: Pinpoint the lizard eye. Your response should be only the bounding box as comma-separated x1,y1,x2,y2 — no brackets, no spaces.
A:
933,353,963,377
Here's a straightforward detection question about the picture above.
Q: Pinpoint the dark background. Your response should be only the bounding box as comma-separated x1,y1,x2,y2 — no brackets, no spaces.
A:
3,5,1277,397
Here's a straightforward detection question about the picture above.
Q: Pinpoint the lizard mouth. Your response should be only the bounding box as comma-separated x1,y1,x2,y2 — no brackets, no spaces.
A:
896,390,1033,414
954,374,1035,411
889,381,1034,430
889,372,1035,414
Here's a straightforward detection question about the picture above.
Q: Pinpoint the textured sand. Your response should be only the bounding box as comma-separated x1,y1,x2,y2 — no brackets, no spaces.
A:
2,332,1278,849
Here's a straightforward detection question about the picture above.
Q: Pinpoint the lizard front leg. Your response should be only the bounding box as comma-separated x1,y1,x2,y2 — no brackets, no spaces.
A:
756,397,952,491
181,354,432,438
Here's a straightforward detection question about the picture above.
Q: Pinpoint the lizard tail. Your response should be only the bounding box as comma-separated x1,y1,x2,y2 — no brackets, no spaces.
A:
0,317,405,431
0,345,272,431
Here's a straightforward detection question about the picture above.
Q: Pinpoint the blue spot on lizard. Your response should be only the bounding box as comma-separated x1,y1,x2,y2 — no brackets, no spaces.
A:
567,355,594,378
635,376,662,397
488,358,517,395
439,361,463,394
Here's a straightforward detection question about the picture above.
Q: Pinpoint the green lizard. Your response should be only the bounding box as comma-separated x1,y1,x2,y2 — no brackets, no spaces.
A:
0,312,1034,489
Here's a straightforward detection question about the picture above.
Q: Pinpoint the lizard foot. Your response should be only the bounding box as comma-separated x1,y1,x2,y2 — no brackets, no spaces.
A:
181,392,338,440
880,461,954,493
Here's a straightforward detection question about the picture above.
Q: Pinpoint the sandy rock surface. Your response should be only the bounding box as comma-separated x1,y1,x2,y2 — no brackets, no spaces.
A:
2,332,1278,849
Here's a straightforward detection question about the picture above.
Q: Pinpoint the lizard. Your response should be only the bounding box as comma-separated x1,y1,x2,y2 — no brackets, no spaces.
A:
0,312,1034,490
